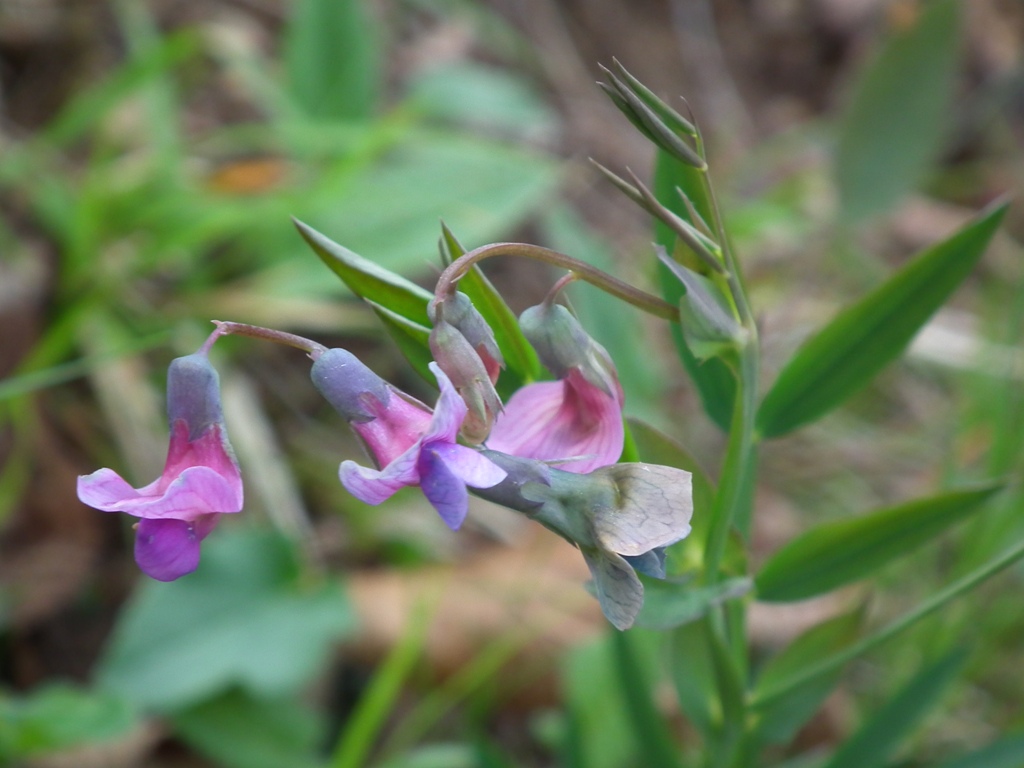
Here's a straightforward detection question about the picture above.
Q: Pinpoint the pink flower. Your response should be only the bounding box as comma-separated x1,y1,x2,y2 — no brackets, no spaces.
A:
334,362,507,530
486,302,624,473
77,353,243,581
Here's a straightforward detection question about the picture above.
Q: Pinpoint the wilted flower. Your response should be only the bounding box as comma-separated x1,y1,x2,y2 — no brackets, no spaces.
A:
77,351,243,581
477,450,694,630
487,301,624,473
311,349,506,530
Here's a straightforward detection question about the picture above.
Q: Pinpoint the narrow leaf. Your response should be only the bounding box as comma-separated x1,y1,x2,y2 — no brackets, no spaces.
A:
756,483,1003,602
757,202,1007,439
438,223,540,395
294,218,433,327
821,649,967,768
836,0,961,221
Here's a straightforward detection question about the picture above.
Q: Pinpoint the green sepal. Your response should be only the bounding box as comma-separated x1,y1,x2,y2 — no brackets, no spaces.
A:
757,201,1008,439
293,218,433,327
657,246,745,361
756,483,1004,602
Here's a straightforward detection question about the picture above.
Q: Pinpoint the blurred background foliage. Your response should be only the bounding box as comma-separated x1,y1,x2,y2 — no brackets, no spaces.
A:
1,0,1023,766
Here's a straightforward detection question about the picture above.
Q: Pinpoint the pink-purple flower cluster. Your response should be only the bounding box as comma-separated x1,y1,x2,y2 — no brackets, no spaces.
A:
76,285,691,628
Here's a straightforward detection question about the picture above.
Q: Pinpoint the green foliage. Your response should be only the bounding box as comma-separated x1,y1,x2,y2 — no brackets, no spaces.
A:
0,685,140,763
836,0,961,221
284,0,380,121
756,483,1003,602
757,202,1007,438
96,528,356,711
935,733,1024,768
751,607,865,747
173,689,325,768
820,649,967,768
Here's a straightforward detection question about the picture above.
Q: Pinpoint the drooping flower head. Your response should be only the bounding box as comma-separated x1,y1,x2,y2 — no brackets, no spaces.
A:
475,450,694,630
487,301,624,473
77,351,243,581
311,349,506,530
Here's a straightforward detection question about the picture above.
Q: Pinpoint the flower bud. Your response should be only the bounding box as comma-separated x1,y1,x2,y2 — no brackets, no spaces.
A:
428,306,502,445
429,292,503,383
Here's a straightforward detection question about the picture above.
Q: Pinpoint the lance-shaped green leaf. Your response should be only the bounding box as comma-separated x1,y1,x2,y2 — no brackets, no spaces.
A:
757,202,1007,439
821,649,967,768
756,483,1003,602
438,223,540,395
751,606,865,747
836,0,960,221
364,300,434,385
293,218,432,327
654,152,736,430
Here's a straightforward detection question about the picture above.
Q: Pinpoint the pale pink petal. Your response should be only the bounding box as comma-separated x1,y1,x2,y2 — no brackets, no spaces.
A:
417,447,470,530
77,468,144,511
429,442,506,489
422,362,468,443
339,442,421,505
134,518,205,581
487,373,623,473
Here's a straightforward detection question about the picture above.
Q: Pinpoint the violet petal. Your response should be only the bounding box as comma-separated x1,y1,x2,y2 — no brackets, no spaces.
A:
134,517,205,581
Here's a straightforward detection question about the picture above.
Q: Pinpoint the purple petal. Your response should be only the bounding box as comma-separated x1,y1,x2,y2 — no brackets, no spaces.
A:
134,517,206,581
422,363,468,444
428,442,506,489
417,447,469,530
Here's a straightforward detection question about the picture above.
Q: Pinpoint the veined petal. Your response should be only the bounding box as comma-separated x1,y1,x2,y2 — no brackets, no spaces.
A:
422,362,468,443
429,442,506,489
417,447,470,530
580,547,644,631
134,517,205,581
